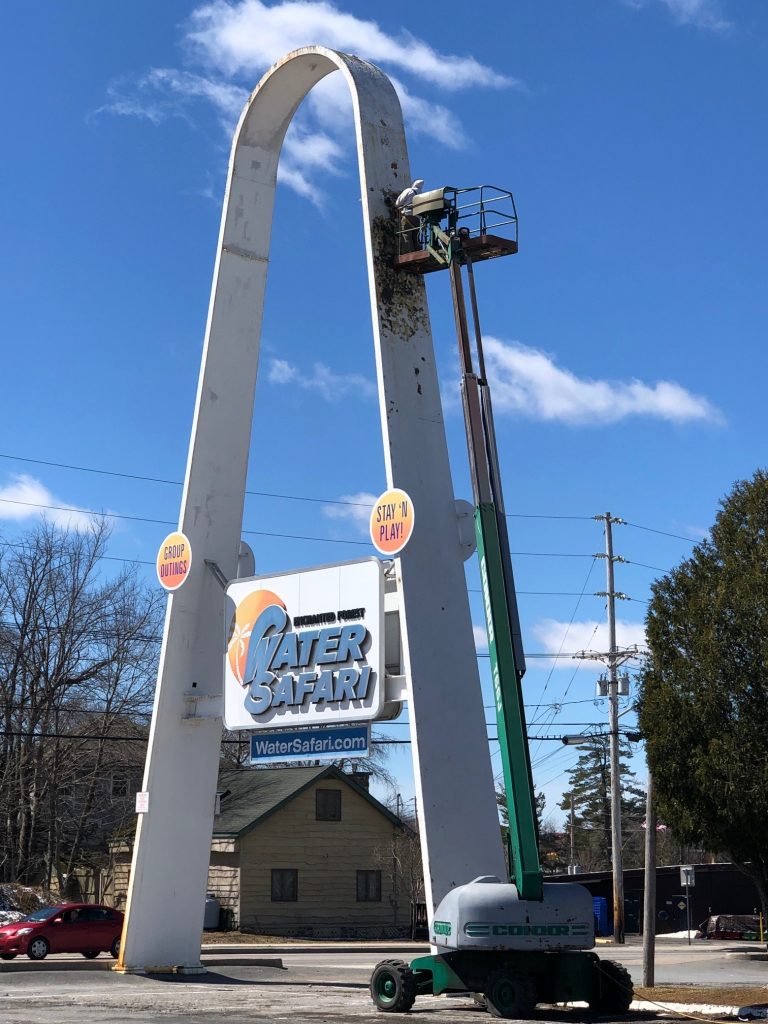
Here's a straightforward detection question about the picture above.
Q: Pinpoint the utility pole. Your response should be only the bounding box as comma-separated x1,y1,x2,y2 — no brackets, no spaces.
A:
642,769,656,986
603,512,625,945
572,512,641,943
569,792,576,874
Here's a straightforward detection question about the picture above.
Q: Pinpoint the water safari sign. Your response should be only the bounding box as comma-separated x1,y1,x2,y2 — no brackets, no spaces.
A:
369,488,414,556
156,532,192,591
224,558,385,731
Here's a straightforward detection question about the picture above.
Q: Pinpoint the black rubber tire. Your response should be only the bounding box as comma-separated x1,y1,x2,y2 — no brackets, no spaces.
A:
590,959,634,1014
27,937,50,961
0,953,17,960
370,959,418,1013
82,951,99,959
110,936,121,960
484,968,537,1019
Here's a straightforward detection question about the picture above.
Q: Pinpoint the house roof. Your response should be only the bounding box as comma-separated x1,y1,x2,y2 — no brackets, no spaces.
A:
213,765,408,838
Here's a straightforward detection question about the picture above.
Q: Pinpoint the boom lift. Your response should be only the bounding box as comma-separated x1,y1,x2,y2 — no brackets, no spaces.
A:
369,188,633,1018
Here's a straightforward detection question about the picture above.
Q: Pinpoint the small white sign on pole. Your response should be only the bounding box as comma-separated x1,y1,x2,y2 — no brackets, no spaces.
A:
224,558,385,731
680,865,695,887
135,791,149,814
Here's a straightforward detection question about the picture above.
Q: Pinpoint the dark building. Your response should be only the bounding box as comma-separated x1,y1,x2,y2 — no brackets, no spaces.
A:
553,863,762,934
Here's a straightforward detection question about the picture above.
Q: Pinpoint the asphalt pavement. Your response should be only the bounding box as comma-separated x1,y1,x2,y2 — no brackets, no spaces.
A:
0,938,764,1024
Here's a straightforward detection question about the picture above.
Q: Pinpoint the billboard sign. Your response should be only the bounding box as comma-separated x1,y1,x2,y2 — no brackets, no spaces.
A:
250,723,370,764
224,558,384,730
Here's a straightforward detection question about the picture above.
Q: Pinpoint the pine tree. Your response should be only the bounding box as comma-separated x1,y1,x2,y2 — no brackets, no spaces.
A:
559,735,646,872
639,469,768,920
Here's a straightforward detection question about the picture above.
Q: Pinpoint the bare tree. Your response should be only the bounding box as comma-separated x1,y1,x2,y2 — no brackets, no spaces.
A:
0,519,161,889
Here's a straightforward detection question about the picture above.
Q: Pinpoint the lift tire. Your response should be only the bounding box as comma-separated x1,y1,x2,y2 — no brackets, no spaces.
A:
590,959,634,1014
82,951,99,959
0,953,17,960
484,968,537,1019
370,959,418,1012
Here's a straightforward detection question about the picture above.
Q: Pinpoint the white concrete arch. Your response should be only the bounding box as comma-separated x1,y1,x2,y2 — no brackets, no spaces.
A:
120,47,505,972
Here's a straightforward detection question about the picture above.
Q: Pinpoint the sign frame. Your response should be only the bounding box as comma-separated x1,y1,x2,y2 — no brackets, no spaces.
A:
224,556,385,731
250,723,371,764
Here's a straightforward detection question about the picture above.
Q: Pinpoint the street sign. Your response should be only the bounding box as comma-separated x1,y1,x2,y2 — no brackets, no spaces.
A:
680,865,695,887
224,558,385,730
250,723,370,764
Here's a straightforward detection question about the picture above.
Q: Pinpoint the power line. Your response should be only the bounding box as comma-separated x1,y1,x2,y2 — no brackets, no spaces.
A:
625,521,700,543
0,499,599,557
0,452,595,520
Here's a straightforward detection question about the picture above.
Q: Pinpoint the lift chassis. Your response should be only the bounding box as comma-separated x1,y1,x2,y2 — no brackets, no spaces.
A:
371,188,633,1017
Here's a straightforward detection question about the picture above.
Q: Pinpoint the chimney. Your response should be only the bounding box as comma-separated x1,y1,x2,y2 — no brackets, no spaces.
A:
350,769,370,791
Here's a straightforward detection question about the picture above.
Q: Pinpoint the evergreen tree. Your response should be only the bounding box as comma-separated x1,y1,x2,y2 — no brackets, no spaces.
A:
639,469,768,920
559,735,646,872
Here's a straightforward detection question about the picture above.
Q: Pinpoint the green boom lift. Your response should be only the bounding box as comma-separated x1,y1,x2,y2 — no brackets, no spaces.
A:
368,186,633,1018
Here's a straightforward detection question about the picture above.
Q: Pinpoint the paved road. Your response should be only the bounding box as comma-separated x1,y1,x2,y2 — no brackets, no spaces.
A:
0,939,763,1024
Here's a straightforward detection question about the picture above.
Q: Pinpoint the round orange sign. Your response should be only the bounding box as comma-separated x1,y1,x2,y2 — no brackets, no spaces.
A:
369,488,414,556
156,531,192,591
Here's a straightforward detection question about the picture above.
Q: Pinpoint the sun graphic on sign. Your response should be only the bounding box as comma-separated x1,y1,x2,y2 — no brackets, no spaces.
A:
227,589,285,685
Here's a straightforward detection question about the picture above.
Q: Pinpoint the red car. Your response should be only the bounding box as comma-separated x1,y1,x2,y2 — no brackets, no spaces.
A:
0,902,123,961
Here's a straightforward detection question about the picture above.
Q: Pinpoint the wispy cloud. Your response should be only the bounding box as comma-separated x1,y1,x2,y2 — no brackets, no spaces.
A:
532,617,648,671
322,491,377,535
186,1,516,90
96,68,248,128
481,337,722,426
623,0,731,32
98,0,517,203
0,475,96,531
473,624,489,651
267,357,376,401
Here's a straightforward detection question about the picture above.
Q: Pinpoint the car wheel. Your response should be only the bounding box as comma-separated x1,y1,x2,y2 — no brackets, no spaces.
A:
82,950,99,959
0,953,18,960
27,937,50,961
110,936,121,959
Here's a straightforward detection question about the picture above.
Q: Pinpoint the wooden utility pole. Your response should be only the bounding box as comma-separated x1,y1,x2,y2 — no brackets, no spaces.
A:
643,770,656,986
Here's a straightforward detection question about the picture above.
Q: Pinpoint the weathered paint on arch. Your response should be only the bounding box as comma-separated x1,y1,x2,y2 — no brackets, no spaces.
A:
119,47,504,972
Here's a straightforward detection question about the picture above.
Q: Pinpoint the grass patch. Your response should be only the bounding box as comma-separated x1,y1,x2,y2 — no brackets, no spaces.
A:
636,985,768,1007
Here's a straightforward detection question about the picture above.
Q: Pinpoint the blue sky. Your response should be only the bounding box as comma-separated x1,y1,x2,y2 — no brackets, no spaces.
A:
2,0,766,824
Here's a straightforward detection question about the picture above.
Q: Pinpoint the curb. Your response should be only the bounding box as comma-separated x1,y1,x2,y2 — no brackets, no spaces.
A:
200,942,430,955
0,954,284,974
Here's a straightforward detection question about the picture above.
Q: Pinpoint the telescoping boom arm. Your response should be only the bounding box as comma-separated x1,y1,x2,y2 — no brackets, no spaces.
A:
449,245,543,903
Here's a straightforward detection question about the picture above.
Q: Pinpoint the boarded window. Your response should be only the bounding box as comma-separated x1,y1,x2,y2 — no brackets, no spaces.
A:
271,869,298,902
356,870,382,902
316,789,342,821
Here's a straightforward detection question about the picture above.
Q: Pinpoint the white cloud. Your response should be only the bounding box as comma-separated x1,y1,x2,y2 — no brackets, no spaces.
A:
96,68,248,128
532,617,648,671
623,0,730,31
186,1,517,90
267,357,376,401
482,337,722,426
322,491,377,535
267,357,297,384
0,475,96,531
473,624,489,651
99,1,517,202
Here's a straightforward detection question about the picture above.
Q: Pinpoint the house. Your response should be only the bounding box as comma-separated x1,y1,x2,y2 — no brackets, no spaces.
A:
208,765,414,938
101,765,417,939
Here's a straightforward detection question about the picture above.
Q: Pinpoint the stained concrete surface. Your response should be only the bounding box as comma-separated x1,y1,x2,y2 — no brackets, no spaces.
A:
1,940,764,1024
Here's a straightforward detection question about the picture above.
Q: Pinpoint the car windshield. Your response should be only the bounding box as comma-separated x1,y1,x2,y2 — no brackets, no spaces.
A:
22,905,66,922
